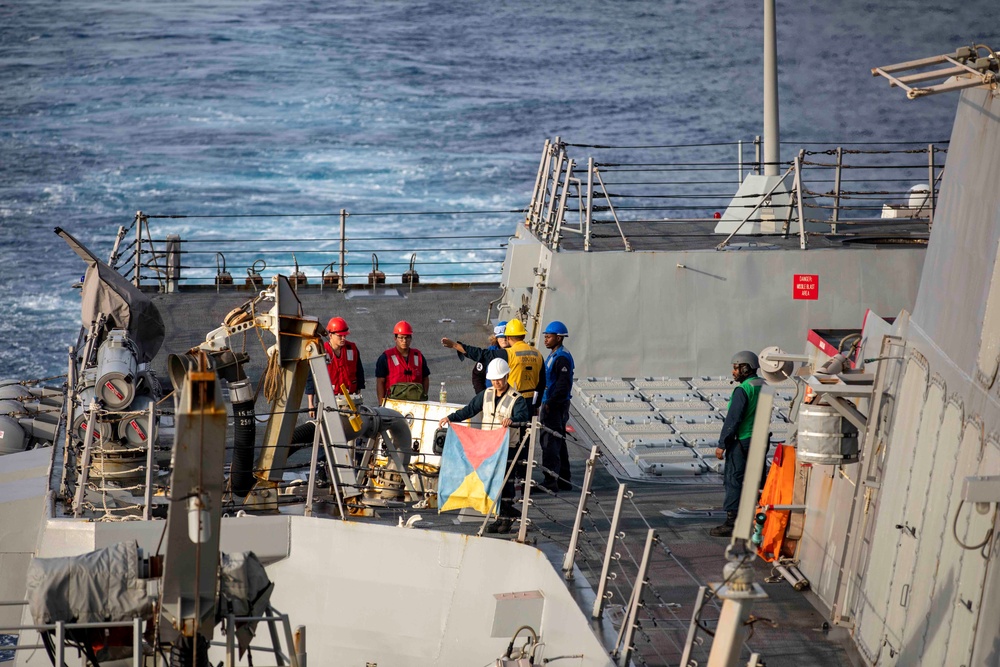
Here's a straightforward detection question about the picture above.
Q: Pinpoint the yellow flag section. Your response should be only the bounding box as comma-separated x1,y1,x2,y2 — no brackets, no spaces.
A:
438,423,509,515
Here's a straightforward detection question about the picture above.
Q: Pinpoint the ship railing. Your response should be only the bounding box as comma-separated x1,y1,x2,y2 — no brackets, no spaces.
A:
0,602,301,667
0,605,145,667
524,432,754,667
230,408,753,666
489,417,759,665
524,137,945,252
56,396,747,665
62,397,162,523
107,209,522,292
214,607,302,667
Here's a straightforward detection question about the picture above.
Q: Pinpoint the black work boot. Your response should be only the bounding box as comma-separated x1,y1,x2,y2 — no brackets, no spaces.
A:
709,512,736,537
486,517,514,534
538,475,558,493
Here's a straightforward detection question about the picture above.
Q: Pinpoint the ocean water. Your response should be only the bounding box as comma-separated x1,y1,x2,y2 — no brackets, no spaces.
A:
1,0,996,380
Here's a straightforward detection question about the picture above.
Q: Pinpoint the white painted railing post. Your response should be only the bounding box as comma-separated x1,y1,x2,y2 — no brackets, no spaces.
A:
562,445,598,579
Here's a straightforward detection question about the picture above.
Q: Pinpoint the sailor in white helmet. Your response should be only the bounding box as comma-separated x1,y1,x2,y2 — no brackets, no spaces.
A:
439,358,530,533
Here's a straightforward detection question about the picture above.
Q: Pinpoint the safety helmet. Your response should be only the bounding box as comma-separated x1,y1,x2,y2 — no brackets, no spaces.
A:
393,321,414,336
731,350,760,370
543,321,569,336
504,320,527,337
326,317,349,335
493,321,508,337
486,358,511,380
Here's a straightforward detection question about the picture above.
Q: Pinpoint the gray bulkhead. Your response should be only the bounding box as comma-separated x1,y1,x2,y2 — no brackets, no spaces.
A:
501,233,924,379
804,87,1000,666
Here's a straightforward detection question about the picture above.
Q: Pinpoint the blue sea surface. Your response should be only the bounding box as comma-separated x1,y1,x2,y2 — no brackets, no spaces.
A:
1,0,997,379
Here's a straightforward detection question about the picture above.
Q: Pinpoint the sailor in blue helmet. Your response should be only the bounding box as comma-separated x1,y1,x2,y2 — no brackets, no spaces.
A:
539,321,575,492
442,320,545,412
710,350,765,537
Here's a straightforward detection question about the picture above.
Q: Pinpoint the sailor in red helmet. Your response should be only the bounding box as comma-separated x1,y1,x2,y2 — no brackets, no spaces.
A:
306,316,365,418
375,320,430,403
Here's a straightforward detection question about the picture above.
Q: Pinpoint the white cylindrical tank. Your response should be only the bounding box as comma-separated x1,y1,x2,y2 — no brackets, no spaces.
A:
0,417,27,454
72,387,113,444
96,329,139,410
796,402,860,465
117,394,157,447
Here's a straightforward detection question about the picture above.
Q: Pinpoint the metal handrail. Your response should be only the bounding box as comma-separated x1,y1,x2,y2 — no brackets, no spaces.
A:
128,210,515,289
1,605,300,667
0,615,144,667
524,137,943,252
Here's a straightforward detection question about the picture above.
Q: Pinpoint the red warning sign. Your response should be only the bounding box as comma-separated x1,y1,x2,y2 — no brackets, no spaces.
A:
794,274,818,300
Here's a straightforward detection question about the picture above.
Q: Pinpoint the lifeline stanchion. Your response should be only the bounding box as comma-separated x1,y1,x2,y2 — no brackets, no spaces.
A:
59,345,76,498
927,142,936,223
132,617,142,666
55,619,65,667
516,417,540,544
226,612,237,666
281,612,301,667
832,146,843,233
294,624,307,667
543,141,566,240
562,445,598,580
338,208,347,292
73,402,98,518
142,402,156,520
679,585,710,667
593,483,628,618
551,156,575,251
304,406,323,517
793,150,808,250
616,528,656,667
527,139,551,228
319,413,348,521
585,156,594,251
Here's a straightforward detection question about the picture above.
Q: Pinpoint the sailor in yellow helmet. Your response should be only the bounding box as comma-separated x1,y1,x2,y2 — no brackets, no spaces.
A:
441,318,546,412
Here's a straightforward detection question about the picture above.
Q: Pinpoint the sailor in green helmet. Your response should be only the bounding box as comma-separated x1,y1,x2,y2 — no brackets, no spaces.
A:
710,350,766,538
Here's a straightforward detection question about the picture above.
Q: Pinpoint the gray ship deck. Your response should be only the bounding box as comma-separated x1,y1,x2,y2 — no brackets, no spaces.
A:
558,218,928,253
146,282,863,667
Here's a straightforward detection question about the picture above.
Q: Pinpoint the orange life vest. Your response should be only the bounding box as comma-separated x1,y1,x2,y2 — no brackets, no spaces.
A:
384,347,425,388
325,340,360,394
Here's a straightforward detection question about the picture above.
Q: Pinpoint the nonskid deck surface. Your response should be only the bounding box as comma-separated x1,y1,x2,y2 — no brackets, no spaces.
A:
148,282,504,409
556,219,929,253
573,375,796,480
293,405,859,667
144,283,859,665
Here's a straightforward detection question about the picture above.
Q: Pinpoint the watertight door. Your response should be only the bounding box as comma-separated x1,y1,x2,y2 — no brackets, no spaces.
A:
852,356,927,659
880,379,945,652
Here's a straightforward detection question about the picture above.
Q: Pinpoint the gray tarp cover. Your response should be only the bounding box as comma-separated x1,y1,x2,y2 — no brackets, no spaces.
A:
218,550,274,656
27,541,271,656
56,227,164,363
26,540,153,624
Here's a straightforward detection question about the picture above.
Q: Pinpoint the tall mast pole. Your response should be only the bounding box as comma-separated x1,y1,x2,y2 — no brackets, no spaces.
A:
763,0,780,176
